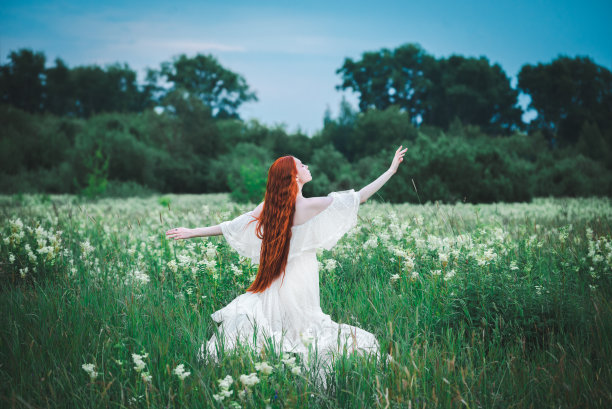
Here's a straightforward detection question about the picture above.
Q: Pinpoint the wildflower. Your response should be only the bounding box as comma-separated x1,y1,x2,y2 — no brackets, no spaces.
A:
177,254,192,267
19,267,28,278
240,372,260,387
82,363,99,380
439,252,448,267
431,270,441,276
167,260,178,273
403,257,415,272
362,235,378,249
132,352,148,372
255,361,274,375
80,240,94,255
510,261,519,271
126,269,150,285
173,364,191,380
230,263,242,276
141,372,152,383
281,356,296,367
205,242,217,259
444,269,456,281
218,375,233,390
411,271,419,280
9,253,15,263
324,259,338,272
390,274,400,282
291,366,301,375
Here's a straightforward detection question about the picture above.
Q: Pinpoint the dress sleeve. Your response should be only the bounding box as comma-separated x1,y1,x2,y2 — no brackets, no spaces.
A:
220,212,261,264
291,189,360,255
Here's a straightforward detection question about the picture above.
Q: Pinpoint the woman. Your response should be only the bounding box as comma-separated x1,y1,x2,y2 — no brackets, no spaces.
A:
165,146,407,366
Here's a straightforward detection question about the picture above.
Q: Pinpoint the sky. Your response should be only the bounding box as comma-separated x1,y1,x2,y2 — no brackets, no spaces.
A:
1,0,611,135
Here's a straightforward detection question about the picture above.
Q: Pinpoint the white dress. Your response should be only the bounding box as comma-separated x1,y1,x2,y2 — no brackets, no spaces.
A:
198,189,380,366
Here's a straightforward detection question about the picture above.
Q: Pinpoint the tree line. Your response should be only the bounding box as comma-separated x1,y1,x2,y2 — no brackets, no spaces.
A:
1,44,611,203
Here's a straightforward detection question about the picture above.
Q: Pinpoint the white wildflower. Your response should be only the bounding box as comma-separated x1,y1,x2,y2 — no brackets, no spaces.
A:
218,375,233,390
439,252,448,267
80,240,94,255
132,352,148,372
173,364,191,380
240,372,260,387
254,361,274,375
444,269,456,281
82,363,99,380
281,356,296,367
230,263,242,276
9,253,15,263
205,242,217,259
291,366,301,375
324,259,338,272
141,371,152,383
167,260,178,273
363,235,378,249
390,273,400,282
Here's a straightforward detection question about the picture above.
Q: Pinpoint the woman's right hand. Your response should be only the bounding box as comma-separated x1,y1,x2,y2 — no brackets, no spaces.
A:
389,145,407,174
165,227,193,241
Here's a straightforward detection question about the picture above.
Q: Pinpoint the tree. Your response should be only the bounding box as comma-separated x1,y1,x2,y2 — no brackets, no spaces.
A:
45,58,74,116
336,43,432,124
158,54,257,118
0,49,46,112
336,43,523,134
70,63,145,117
518,55,612,145
425,55,523,134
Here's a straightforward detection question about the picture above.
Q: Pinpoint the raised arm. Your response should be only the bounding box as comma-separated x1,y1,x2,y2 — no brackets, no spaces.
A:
358,146,407,204
165,202,264,241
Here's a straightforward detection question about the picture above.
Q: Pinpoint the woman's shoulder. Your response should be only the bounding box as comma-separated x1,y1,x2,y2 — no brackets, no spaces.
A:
293,195,333,226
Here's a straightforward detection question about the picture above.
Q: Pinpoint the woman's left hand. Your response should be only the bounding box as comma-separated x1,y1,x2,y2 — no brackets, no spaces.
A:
389,145,407,174
165,227,193,240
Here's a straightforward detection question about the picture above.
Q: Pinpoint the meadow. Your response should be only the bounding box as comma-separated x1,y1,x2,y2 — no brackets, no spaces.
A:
1,193,611,408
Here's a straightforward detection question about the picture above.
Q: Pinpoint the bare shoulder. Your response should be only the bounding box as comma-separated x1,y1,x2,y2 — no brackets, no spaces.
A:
305,196,333,210
294,195,333,225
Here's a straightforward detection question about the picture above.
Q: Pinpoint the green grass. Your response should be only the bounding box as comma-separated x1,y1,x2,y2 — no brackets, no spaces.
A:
1,194,611,408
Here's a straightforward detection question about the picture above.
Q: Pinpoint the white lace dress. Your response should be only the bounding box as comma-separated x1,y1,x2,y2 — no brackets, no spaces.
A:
198,189,380,365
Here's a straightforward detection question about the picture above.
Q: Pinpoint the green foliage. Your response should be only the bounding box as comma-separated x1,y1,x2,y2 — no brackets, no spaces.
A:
336,43,523,134
158,53,257,119
518,55,612,144
80,146,110,198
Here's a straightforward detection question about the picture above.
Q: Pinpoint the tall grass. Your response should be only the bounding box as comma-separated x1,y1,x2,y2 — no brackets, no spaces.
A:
1,193,611,408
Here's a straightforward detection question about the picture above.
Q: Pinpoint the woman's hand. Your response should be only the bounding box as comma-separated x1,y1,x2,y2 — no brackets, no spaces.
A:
165,227,194,241
389,145,407,174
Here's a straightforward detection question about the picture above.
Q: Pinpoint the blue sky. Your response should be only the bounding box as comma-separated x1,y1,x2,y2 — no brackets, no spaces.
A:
2,0,611,135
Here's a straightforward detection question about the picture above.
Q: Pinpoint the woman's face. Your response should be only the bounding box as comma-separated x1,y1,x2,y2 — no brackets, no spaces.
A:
293,157,312,184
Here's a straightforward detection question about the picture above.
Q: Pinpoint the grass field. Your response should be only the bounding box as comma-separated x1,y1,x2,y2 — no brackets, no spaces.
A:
1,193,611,408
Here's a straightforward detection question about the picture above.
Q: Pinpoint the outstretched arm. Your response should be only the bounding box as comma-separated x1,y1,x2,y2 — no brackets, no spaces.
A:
358,146,407,204
165,202,264,241
165,225,222,240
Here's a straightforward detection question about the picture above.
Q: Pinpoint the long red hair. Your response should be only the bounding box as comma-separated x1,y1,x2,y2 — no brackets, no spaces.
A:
247,156,298,293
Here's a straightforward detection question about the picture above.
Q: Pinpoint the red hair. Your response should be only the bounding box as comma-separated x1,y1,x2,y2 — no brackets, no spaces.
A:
247,156,298,293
